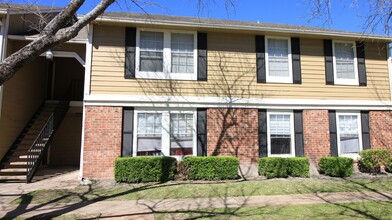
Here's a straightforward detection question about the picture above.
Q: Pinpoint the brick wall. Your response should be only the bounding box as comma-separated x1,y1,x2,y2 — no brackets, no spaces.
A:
83,106,122,178
303,110,330,162
207,108,259,163
370,111,392,150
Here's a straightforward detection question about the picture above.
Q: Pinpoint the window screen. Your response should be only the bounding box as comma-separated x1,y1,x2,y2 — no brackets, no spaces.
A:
140,31,164,72
335,42,355,79
268,39,289,77
269,114,291,154
137,113,162,156
171,33,194,73
338,115,360,154
170,113,193,155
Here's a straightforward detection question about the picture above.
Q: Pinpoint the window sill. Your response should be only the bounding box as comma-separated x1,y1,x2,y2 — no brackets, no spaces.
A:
268,154,295,158
266,77,293,84
136,72,197,81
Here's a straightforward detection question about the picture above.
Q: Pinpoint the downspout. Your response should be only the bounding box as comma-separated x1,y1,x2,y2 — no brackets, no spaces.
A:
388,42,392,103
0,14,9,119
79,24,93,181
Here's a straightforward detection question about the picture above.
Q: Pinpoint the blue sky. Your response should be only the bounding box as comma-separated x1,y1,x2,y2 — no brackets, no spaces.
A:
8,0,375,33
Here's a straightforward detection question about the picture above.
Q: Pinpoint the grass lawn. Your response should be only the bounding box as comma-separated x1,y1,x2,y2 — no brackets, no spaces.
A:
155,201,392,220
12,177,392,204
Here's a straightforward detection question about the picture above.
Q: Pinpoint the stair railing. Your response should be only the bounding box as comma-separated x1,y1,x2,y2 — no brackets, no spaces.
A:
26,101,69,183
26,113,54,183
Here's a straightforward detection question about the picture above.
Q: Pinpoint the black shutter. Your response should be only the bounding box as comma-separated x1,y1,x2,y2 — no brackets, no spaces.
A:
361,111,371,150
356,42,367,86
324,40,334,85
122,107,134,157
291,37,302,84
124,27,136,79
256,35,266,83
258,109,268,157
329,110,338,156
197,108,207,156
197,32,208,81
294,110,304,156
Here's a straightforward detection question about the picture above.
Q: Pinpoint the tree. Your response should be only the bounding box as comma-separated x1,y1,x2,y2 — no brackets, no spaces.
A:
0,0,117,85
307,0,392,34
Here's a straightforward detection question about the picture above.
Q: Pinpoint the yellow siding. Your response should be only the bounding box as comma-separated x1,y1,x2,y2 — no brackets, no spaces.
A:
0,55,48,159
90,25,391,101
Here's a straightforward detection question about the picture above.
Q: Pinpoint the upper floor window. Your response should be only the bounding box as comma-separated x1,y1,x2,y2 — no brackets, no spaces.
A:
265,37,293,83
136,29,197,80
336,112,362,159
267,111,295,157
333,41,358,85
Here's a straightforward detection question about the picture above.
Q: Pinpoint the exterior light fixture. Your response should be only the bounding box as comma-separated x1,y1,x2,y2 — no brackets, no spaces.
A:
46,49,54,60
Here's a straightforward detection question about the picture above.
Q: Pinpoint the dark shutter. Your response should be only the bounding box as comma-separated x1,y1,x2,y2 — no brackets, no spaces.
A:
122,107,134,157
258,109,268,157
197,32,208,81
124,27,136,79
256,35,266,83
294,110,304,156
356,42,367,86
197,108,207,156
329,110,338,156
361,111,371,150
291,37,302,84
324,40,334,85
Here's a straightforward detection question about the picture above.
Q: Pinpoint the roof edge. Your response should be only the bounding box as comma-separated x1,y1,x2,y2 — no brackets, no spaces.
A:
94,15,392,41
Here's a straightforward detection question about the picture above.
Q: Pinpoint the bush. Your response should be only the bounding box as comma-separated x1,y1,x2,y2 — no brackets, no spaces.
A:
183,156,239,180
114,156,177,183
386,157,392,173
359,149,391,173
258,157,310,178
287,157,310,178
318,157,353,177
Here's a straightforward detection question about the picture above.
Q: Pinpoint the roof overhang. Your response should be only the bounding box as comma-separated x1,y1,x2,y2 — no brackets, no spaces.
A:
93,15,392,42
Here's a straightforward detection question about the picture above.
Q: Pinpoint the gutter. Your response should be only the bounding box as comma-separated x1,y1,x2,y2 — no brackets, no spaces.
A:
94,16,392,42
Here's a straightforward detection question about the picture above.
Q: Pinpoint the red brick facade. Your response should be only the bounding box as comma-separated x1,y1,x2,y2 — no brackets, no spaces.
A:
206,108,259,163
370,111,392,150
303,110,330,162
83,106,122,178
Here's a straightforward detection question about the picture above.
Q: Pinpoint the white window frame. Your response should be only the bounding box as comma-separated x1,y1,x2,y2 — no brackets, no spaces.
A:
132,109,197,160
265,36,293,84
135,28,198,80
267,110,295,157
332,40,359,86
336,111,363,159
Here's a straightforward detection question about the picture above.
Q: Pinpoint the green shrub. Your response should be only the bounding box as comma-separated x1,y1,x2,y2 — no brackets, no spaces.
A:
359,149,391,173
114,156,177,183
259,158,288,178
183,156,239,180
386,157,392,173
258,157,309,178
287,157,310,178
318,157,353,177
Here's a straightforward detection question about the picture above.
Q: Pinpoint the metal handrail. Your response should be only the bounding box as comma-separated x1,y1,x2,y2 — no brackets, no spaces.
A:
26,113,54,182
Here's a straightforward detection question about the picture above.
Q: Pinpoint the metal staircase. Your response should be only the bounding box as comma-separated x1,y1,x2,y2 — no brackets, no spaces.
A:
0,101,69,183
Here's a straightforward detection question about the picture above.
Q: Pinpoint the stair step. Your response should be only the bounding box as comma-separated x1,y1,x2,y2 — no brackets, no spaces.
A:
9,151,41,156
1,164,30,169
7,157,35,162
0,171,26,176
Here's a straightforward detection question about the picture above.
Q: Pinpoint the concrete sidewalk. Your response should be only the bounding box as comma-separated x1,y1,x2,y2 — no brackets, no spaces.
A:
1,191,391,219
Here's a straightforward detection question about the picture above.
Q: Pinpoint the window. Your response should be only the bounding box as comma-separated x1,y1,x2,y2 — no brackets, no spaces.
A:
134,110,196,157
136,29,197,80
136,113,162,156
267,111,295,157
333,41,358,85
139,31,164,72
265,37,292,83
336,112,362,158
170,113,194,155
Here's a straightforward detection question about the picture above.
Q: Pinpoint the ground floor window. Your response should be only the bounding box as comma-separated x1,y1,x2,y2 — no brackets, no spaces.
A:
336,112,362,157
267,111,295,157
134,109,196,157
